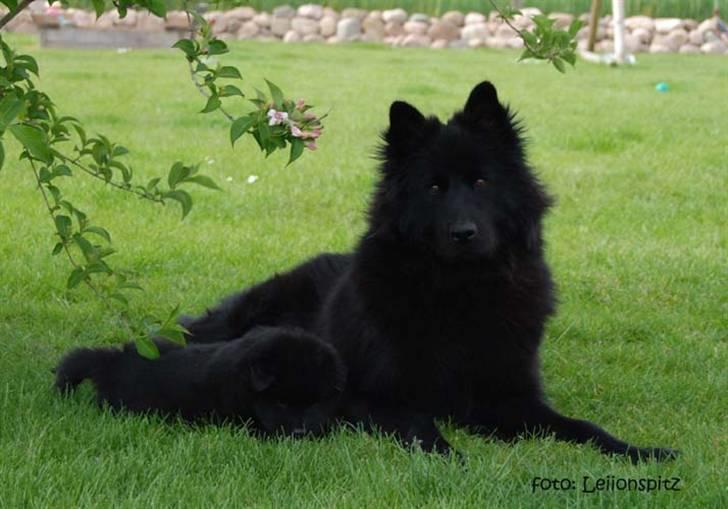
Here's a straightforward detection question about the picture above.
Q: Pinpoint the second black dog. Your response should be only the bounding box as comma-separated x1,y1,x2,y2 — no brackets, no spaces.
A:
54,326,346,436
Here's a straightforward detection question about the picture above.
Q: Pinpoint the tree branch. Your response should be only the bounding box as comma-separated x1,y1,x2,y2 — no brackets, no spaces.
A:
0,0,35,31
57,153,165,204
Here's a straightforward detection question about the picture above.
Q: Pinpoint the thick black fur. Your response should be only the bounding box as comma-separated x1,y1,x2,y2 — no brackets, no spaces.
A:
55,326,346,436
182,82,677,462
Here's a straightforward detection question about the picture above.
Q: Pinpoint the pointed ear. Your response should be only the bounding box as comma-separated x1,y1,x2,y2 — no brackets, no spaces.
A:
384,101,428,156
250,363,275,392
462,81,505,123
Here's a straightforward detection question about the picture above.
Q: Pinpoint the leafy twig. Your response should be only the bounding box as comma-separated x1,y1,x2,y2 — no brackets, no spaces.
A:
183,9,235,122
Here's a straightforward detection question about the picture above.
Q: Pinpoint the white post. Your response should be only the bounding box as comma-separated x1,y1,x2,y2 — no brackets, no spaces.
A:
613,0,626,64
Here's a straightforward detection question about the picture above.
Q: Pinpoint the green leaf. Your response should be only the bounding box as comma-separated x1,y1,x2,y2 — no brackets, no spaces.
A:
52,242,63,256
288,138,304,166
14,54,39,76
562,51,576,66
109,292,129,306
39,167,52,183
146,0,167,17
0,141,4,172
118,281,143,291
568,19,584,38
552,58,566,74
172,39,197,58
164,190,193,219
85,225,112,243
72,123,87,146
86,261,111,275
10,124,52,163
0,0,18,11
257,117,271,146
54,215,72,240
73,234,97,263
207,40,228,56
167,161,193,189
52,164,72,178
112,145,129,157
66,267,86,289
217,66,242,79
200,95,221,114
184,175,221,190
157,328,186,345
91,0,104,18
265,79,284,109
135,335,160,360
230,115,256,146
521,31,538,48
219,85,244,98
0,95,24,131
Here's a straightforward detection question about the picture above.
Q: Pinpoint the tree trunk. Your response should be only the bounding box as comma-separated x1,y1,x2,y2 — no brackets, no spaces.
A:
587,0,603,52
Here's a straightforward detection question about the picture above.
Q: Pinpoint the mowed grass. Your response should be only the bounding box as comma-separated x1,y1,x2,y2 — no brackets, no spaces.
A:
0,34,725,508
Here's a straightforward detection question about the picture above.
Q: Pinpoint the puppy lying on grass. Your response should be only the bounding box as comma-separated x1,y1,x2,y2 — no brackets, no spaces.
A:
54,326,346,437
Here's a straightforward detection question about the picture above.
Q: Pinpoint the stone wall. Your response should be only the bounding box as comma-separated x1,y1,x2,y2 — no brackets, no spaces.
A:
3,2,727,55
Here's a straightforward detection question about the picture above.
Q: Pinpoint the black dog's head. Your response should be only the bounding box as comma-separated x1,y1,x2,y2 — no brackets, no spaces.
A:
371,81,552,262
242,327,346,437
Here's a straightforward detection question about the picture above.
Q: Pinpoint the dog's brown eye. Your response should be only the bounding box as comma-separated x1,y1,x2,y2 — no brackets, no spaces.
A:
474,178,487,189
429,184,441,195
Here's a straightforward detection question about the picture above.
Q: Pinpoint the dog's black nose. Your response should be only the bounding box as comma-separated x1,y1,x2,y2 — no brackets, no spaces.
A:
450,222,478,242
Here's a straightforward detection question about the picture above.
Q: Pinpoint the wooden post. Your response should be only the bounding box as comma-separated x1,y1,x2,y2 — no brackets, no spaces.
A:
587,0,602,52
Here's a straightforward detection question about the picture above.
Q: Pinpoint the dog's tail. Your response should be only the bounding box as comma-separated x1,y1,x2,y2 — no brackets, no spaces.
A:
54,347,119,393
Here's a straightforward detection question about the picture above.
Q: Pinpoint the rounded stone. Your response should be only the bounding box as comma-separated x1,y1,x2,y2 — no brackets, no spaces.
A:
237,20,260,39
336,17,362,40
461,22,489,41
427,20,460,41
409,13,429,23
227,6,256,21
271,16,291,37
253,12,271,28
385,21,405,37
403,20,428,35
382,8,407,24
297,4,324,20
273,5,296,18
679,44,700,54
401,33,431,47
464,12,486,25
291,16,320,36
442,11,464,27
320,16,337,37
283,30,301,42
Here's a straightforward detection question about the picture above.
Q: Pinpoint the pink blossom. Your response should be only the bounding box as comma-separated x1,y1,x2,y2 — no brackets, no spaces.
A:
303,112,317,120
290,124,303,138
295,98,306,110
304,140,317,151
301,128,322,140
267,109,288,126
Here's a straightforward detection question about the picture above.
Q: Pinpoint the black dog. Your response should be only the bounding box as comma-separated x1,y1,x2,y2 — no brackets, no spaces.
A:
55,326,346,436
182,82,676,462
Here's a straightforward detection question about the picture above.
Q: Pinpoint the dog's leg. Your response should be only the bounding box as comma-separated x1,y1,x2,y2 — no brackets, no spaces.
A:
471,398,678,463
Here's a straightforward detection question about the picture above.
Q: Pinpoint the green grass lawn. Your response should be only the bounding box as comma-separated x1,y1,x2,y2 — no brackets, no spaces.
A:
0,35,725,507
